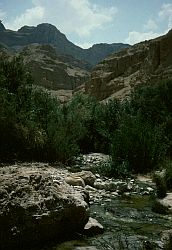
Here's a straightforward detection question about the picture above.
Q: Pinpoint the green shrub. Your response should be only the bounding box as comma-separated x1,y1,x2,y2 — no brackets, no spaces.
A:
164,234,172,250
164,161,172,190
152,200,169,215
0,57,171,169
130,80,172,125
95,159,113,176
130,80,172,158
153,174,167,198
111,115,168,173
0,56,32,93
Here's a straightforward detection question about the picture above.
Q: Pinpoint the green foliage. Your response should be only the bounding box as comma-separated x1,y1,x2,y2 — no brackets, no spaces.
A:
164,234,172,250
164,161,172,190
130,80,172,157
152,200,169,215
0,56,32,93
153,174,167,198
111,161,131,178
77,97,120,154
94,159,114,177
130,80,172,124
111,115,168,173
0,88,18,160
0,56,171,173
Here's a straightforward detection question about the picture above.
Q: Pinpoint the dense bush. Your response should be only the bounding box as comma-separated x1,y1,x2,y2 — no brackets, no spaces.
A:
164,161,172,190
164,234,172,250
111,115,168,173
153,174,167,198
77,98,121,154
130,80,172,157
0,55,171,174
130,80,172,124
152,200,169,215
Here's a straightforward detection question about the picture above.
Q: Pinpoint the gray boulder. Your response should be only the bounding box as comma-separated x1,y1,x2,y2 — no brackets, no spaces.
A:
0,165,89,249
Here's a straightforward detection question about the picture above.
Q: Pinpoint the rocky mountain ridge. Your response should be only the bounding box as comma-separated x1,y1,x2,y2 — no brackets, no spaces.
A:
0,23,129,66
0,43,90,102
85,29,172,100
21,44,90,93
0,22,129,99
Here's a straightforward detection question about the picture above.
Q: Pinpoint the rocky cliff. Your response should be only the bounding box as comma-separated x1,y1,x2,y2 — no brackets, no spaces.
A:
20,44,90,91
0,23,129,66
85,29,172,100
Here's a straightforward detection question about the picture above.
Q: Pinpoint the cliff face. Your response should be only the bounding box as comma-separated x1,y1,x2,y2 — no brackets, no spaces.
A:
85,30,172,100
20,44,90,90
85,43,129,66
0,23,129,66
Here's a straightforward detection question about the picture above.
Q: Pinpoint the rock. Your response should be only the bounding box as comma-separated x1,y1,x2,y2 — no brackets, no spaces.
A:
104,181,117,191
142,191,150,195
71,171,96,186
94,180,107,190
85,29,172,101
117,182,128,194
74,153,111,171
0,165,89,250
147,187,154,192
95,174,100,178
84,217,104,236
156,193,172,214
65,176,85,187
85,185,97,192
0,23,128,68
161,229,172,247
20,44,90,101
74,247,98,250
127,183,133,191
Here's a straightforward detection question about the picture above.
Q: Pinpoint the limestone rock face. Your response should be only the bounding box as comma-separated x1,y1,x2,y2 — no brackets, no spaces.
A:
85,29,172,100
0,164,89,249
21,44,90,93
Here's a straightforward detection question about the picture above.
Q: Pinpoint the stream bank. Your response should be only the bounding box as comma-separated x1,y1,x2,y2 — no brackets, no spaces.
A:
0,157,172,250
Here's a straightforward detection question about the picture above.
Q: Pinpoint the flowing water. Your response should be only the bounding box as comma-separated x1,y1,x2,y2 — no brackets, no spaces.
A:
43,194,172,250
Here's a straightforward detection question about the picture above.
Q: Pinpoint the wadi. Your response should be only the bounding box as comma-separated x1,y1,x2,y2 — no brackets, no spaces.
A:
0,20,172,250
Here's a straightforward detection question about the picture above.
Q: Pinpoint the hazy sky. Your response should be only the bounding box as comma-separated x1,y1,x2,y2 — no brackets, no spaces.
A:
0,0,172,48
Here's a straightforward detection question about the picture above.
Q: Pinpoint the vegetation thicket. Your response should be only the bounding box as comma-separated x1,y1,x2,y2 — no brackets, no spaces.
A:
0,56,172,177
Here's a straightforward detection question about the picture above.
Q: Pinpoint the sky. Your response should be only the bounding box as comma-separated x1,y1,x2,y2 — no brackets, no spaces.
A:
0,0,172,48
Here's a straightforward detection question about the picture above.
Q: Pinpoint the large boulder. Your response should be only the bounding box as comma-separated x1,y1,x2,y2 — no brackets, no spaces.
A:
0,164,89,250
71,171,96,187
155,193,172,214
65,176,86,187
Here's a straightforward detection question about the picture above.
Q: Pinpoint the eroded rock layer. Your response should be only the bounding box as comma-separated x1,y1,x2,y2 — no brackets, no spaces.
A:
85,29,172,100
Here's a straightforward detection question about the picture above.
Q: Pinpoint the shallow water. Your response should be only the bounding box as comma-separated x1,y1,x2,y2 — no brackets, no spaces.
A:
43,195,172,250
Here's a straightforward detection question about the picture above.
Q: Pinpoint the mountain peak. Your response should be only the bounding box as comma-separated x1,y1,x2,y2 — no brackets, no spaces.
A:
0,20,6,31
0,22,129,66
18,25,35,33
36,23,58,32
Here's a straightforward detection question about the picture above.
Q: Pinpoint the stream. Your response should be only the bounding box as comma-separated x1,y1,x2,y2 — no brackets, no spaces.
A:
44,193,172,250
